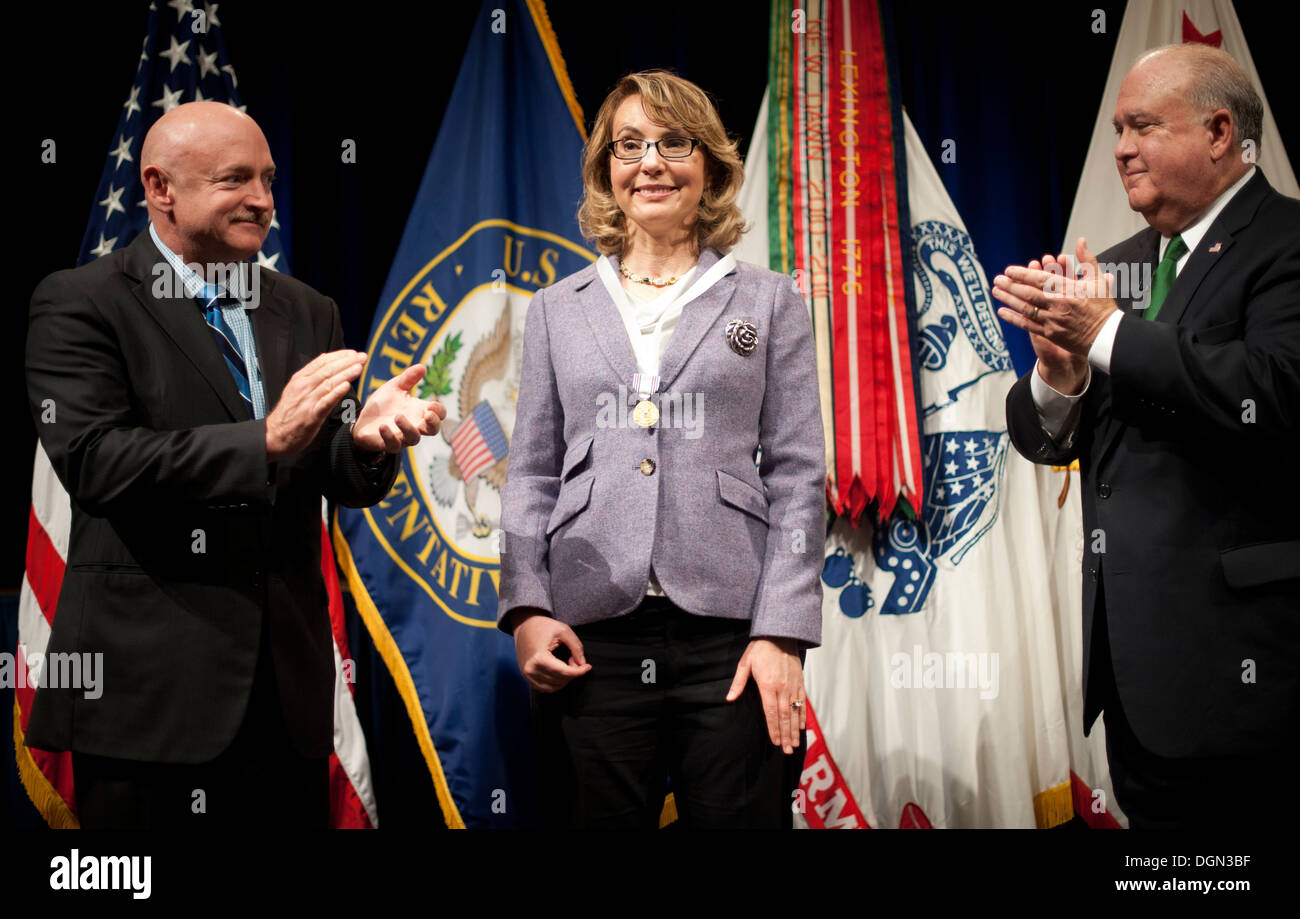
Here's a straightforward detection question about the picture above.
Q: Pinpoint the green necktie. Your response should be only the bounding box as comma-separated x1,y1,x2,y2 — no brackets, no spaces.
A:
1144,234,1188,321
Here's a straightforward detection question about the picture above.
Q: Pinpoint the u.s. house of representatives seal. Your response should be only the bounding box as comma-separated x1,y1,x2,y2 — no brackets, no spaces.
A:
359,220,593,627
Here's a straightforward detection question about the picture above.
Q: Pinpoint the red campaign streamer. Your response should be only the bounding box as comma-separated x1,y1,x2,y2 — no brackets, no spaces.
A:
827,2,856,521
793,3,841,515
861,0,889,525
835,0,877,525
870,0,924,516
852,0,880,522
822,0,918,525
860,0,894,520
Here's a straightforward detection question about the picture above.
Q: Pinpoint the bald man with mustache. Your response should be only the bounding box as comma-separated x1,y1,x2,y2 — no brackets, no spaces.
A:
24,102,446,828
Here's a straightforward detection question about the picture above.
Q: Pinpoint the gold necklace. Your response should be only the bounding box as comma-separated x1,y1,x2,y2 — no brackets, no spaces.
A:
619,262,680,287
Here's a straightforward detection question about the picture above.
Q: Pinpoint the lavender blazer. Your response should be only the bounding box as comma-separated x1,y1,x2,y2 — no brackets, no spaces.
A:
498,247,826,646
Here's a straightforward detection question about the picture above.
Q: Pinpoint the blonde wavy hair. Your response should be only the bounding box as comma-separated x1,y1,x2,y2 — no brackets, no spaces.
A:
578,70,746,256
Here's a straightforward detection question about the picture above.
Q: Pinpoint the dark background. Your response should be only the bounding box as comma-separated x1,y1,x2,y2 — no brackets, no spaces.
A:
11,0,1300,588
7,0,1298,825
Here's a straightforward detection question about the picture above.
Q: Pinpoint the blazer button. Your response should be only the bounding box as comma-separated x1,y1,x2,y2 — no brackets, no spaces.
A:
1097,483,1112,499
639,458,656,476
1089,567,1098,582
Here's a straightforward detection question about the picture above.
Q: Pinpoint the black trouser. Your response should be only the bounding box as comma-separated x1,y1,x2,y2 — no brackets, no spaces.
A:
1095,582,1296,832
1103,692,1295,832
72,612,328,830
532,596,804,829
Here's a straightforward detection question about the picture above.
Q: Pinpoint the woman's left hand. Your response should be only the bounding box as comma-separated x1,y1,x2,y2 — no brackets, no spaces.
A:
725,638,806,754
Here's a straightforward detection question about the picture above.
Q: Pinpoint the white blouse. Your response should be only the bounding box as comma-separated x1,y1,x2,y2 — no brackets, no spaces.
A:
596,258,698,377
596,257,699,597
594,252,739,598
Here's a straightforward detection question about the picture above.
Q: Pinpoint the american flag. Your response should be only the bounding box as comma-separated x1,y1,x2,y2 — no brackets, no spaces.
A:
449,400,510,482
17,0,377,828
78,0,286,268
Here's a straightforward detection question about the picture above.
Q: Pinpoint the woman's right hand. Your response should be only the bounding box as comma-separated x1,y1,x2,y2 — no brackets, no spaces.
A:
512,609,592,692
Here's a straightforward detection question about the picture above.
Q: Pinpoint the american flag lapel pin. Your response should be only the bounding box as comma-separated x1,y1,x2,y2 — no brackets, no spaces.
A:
1208,241,1222,253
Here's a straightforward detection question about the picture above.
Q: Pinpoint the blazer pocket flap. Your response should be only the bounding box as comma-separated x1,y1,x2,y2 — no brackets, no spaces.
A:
1220,540,1300,589
560,435,595,480
1194,320,1240,345
717,469,768,523
546,476,594,536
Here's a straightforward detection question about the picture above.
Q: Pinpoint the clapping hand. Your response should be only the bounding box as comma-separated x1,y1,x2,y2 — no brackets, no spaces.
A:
352,364,447,454
992,238,1118,394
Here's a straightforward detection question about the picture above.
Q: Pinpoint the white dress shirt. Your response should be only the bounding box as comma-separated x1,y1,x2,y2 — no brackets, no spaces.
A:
1031,167,1256,441
149,222,268,418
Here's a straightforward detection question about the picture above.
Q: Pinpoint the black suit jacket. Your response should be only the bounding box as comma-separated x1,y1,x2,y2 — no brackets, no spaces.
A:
1007,170,1300,759
24,231,397,763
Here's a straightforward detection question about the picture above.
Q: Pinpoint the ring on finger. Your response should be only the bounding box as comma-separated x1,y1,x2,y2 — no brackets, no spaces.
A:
1031,306,1040,321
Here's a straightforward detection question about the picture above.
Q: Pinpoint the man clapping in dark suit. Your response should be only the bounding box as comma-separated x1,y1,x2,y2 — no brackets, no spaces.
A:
25,102,446,828
993,43,1299,830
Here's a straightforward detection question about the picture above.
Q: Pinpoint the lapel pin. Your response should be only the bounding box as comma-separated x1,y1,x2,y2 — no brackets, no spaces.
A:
725,318,758,356
1208,242,1222,253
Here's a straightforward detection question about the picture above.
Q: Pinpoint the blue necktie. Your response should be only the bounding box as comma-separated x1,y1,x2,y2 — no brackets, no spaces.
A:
201,292,255,418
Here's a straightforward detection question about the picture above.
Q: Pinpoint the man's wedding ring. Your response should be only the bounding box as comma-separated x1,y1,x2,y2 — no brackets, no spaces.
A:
1031,306,1040,321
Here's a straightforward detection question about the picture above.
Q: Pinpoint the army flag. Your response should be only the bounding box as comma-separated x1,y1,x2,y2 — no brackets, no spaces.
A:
799,112,1080,828
749,0,1114,827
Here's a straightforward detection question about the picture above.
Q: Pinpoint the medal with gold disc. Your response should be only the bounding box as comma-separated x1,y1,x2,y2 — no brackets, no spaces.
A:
631,372,660,428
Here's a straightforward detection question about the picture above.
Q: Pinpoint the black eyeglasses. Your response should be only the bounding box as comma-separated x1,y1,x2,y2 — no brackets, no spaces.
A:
606,136,702,160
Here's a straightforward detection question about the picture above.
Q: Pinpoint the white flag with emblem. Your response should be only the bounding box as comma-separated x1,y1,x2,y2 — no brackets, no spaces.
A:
740,100,1116,826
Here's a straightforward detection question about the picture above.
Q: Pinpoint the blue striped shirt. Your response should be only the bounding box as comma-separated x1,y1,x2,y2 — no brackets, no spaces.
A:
149,223,267,419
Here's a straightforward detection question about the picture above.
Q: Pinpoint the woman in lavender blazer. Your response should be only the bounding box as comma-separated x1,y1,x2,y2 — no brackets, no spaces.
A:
498,70,826,828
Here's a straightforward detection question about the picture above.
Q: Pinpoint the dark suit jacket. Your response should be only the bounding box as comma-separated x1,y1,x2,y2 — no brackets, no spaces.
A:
24,231,397,763
1006,170,1300,759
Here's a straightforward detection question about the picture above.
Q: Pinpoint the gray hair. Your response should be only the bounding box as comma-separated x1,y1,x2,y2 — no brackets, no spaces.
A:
1138,43,1264,146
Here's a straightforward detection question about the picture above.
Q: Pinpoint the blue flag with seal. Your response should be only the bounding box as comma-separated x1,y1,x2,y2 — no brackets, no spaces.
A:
333,0,593,828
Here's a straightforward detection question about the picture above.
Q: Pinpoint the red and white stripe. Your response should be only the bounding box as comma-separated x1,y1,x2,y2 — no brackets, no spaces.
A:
789,0,922,524
449,419,494,482
322,502,378,828
15,445,76,827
